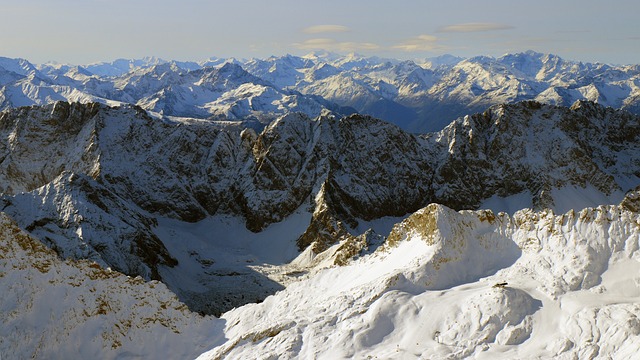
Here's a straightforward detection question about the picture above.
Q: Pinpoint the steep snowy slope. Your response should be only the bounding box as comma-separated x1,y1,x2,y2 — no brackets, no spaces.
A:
0,213,222,359
197,192,640,359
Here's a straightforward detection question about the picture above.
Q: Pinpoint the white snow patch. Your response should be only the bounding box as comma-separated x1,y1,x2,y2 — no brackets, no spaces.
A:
551,184,625,214
480,191,533,214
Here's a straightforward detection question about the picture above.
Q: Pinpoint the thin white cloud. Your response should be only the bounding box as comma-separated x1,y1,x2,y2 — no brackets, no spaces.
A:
392,34,444,52
303,25,350,34
438,22,514,33
294,38,380,52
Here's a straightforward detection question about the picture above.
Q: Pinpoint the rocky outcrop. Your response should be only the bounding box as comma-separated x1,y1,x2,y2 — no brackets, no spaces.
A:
1,172,177,281
0,101,102,193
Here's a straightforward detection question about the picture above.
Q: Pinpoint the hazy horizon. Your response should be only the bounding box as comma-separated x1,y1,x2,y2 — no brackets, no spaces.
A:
1,0,639,65
19,49,632,68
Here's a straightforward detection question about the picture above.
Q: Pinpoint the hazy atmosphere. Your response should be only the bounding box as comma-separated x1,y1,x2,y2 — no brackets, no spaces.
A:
2,0,638,64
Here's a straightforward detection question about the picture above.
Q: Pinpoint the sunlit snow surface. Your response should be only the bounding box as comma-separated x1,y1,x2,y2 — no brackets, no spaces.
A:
3,196,640,358
196,202,640,359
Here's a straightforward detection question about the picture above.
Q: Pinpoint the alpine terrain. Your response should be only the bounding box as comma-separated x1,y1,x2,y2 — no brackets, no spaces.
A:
0,52,640,359
1,51,639,132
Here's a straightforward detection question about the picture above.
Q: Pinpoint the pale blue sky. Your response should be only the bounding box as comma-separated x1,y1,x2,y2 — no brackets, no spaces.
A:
1,0,638,65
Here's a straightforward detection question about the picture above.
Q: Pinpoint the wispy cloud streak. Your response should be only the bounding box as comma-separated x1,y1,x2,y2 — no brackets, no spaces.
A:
294,38,380,52
392,34,445,52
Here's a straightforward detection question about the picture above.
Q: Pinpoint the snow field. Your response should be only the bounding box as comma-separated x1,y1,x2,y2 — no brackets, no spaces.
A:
197,201,640,359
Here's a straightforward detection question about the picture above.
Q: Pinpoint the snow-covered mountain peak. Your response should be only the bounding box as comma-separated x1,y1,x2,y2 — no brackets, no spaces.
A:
197,56,225,68
498,50,552,76
304,62,340,81
421,54,465,68
1,52,639,133
65,65,95,78
84,57,165,77
2,51,640,359
0,56,38,77
301,50,344,62
199,62,262,87
217,61,248,76
267,53,313,69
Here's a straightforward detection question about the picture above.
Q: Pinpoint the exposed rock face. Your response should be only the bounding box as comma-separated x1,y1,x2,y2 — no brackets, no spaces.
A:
427,100,640,210
0,100,638,314
1,172,177,281
0,101,102,193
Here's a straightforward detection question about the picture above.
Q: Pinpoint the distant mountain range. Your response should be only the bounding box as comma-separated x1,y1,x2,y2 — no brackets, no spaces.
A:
1,51,638,132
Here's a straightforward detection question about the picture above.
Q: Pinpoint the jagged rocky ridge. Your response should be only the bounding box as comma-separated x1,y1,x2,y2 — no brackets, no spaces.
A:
0,100,639,315
2,51,640,132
